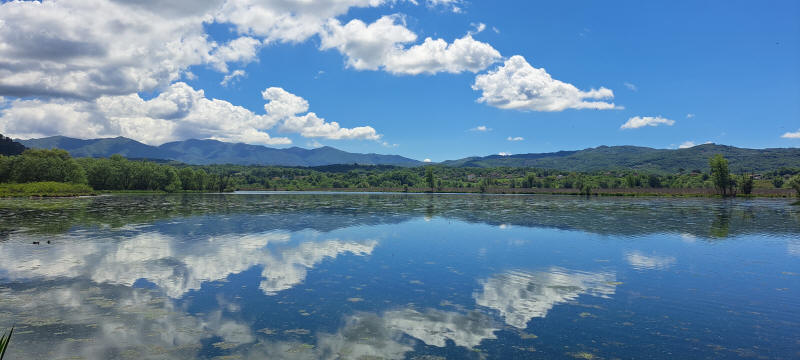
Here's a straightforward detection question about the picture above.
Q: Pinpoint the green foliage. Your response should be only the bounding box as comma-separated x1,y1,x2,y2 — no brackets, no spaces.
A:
425,167,435,189
772,178,784,188
0,182,95,197
738,174,754,195
709,154,732,196
0,133,25,156
0,149,86,184
0,152,796,197
790,175,800,198
0,327,12,360
79,156,183,192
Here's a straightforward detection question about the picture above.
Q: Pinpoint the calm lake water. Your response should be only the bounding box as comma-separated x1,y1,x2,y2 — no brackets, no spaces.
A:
0,192,798,359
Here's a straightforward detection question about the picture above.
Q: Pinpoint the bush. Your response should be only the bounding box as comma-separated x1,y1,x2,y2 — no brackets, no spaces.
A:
0,182,95,197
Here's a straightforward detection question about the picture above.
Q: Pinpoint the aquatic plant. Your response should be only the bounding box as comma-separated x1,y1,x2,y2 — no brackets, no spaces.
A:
0,327,13,360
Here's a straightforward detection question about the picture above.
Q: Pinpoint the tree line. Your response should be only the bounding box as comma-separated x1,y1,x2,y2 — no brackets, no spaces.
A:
1,149,799,196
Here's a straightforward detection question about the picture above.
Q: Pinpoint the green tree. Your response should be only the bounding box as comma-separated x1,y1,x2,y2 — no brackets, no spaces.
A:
709,154,732,196
738,174,753,195
789,175,800,198
425,167,435,189
772,178,784,188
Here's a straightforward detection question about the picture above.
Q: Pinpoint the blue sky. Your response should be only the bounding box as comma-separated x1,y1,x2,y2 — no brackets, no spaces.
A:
0,0,798,161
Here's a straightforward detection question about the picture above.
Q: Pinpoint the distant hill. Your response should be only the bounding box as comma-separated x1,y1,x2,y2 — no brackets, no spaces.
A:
17,136,800,172
441,144,800,173
0,133,26,156
18,136,422,167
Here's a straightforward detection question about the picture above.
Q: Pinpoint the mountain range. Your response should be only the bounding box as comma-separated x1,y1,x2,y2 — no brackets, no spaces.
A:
17,136,421,167
16,135,800,173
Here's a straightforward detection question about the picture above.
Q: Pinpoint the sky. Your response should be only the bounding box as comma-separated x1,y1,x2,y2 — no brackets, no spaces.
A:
0,0,798,162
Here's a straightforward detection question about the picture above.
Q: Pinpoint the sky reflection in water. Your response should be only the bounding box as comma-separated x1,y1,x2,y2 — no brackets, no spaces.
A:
0,193,798,359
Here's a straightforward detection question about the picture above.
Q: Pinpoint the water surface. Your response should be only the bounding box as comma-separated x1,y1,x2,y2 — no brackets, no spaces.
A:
0,193,798,359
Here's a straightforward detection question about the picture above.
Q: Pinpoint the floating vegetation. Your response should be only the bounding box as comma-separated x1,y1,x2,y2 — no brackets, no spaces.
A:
285,343,314,353
212,342,239,350
579,312,597,318
519,332,538,339
284,329,311,335
257,328,276,335
568,351,597,359
0,327,12,360
347,297,364,303
513,345,537,352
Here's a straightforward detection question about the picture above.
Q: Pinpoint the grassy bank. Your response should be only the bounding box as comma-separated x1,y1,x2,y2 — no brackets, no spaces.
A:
0,182,96,197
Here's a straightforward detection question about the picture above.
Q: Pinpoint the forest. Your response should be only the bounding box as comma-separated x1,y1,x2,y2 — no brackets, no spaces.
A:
1,149,799,197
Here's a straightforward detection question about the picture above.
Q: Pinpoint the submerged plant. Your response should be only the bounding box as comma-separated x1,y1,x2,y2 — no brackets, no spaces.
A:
0,327,12,360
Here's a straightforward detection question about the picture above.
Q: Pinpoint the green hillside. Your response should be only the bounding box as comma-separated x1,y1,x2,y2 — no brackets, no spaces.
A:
441,144,800,173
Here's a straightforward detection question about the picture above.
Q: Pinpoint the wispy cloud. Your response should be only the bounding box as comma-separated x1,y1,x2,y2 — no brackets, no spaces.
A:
220,70,246,87
620,116,675,130
470,125,491,132
506,136,524,141
623,82,637,91
686,113,695,118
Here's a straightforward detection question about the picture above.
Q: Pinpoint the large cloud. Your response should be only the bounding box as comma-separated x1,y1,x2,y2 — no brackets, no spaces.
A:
320,15,501,75
0,0,401,100
472,55,617,112
0,83,381,144
0,0,255,99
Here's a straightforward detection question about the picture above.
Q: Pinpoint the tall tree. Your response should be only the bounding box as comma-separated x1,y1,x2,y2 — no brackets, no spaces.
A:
709,154,731,196
425,167,435,189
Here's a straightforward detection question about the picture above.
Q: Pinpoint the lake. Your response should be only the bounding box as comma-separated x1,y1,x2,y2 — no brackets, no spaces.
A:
0,192,798,359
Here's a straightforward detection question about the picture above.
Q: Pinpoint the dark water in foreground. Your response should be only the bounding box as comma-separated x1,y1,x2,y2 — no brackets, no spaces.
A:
0,192,798,359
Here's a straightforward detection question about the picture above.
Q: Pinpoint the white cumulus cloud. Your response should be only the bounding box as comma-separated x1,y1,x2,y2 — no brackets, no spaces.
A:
781,129,800,139
472,55,617,112
507,136,524,141
320,15,501,75
0,0,270,100
470,125,491,132
0,83,381,144
620,116,675,129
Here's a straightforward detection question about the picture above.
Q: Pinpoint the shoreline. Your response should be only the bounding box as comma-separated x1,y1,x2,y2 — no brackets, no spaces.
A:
1,186,795,199
235,187,796,198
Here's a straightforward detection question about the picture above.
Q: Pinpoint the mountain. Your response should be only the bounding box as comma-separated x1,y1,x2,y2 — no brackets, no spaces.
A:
18,136,800,172
441,144,800,173
0,133,26,156
18,136,422,167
